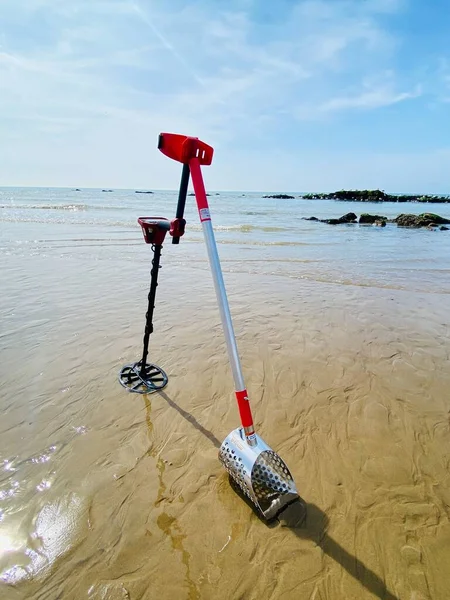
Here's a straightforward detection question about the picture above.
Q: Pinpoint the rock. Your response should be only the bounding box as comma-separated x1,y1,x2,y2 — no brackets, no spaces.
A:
374,219,386,227
303,190,450,202
302,216,319,221
321,212,357,225
395,214,418,227
323,219,342,225
359,213,387,224
102,189,113,192
135,190,153,194
262,194,295,199
395,213,450,228
440,226,449,231
423,213,450,225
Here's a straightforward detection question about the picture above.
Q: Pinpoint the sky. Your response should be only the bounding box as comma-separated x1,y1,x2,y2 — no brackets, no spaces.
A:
0,0,449,192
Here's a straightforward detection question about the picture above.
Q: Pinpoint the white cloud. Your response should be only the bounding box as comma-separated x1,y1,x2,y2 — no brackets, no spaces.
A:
294,71,422,117
320,86,420,112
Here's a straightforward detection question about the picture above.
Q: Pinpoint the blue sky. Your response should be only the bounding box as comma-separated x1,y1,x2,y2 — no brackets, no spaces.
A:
0,0,449,191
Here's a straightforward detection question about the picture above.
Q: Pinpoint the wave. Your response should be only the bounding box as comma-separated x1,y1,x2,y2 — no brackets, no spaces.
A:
242,210,273,216
0,203,89,211
0,216,139,227
190,223,290,233
182,262,450,294
212,239,311,246
0,216,293,233
0,203,135,212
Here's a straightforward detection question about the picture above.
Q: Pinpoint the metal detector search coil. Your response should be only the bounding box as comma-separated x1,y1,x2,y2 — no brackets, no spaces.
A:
159,132,300,520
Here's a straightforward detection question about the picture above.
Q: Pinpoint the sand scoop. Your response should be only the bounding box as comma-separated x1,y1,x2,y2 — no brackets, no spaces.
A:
158,133,299,520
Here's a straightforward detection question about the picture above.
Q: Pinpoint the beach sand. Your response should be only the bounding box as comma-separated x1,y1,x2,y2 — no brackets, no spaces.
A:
1,242,450,600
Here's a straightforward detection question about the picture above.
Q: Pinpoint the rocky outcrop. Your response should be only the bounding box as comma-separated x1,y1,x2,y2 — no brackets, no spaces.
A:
395,213,450,228
303,190,450,203
303,210,449,229
262,194,295,199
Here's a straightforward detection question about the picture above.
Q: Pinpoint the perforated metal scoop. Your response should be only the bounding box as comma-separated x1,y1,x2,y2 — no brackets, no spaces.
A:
219,428,298,520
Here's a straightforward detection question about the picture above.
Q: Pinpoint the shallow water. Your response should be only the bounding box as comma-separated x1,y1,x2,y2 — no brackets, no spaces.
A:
1,187,450,599
2,187,450,294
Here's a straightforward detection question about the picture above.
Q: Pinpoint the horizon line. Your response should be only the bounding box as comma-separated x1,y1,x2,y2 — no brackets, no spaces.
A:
1,185,449,196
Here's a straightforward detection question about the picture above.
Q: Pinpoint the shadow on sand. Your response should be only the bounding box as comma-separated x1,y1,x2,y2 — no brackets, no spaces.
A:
157,390,221,448
282,500,398,600
156,390,399,600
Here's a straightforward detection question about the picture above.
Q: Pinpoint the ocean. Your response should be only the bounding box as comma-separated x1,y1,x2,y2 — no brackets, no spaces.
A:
2,187,450,293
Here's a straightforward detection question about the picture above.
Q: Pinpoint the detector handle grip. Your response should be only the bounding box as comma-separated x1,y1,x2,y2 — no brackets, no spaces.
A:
171,163,190,244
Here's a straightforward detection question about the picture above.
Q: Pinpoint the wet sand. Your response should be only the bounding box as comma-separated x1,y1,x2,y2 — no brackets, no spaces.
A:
1,242,450,600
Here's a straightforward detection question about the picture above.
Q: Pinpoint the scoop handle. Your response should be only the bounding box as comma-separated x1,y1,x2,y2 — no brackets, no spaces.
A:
189,156,256,447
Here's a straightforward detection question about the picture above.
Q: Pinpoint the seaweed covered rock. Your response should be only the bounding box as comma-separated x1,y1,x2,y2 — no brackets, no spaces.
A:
321,212,357,225
395,213,450,228
359,213,387,224
302,216,319,221
395,214,418,227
